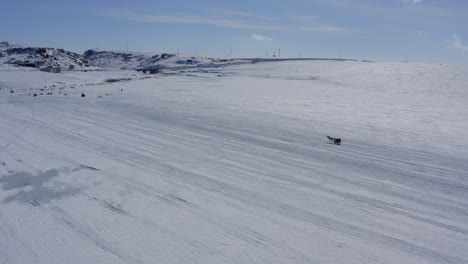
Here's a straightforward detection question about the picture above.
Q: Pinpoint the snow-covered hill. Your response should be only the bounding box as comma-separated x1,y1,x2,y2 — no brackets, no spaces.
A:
83,49,241,70
1,42,351,72
82,49,153,70
1,60,467,264
0,44,92,71
0,43,241,71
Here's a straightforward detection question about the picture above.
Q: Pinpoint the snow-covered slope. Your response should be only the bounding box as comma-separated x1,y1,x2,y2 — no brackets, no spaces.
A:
0,61,467,264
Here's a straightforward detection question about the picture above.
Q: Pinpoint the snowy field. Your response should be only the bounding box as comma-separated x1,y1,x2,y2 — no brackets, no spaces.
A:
1,61,468,264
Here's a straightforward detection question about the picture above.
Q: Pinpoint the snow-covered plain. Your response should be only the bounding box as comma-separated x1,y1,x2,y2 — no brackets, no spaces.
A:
0,61,467,264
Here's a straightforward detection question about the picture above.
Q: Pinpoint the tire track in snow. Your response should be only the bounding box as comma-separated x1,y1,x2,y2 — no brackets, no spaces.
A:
157,164,466,264
0,103,36,153
14,100,468,234
46,205,142,264
27,120,468,245
28,100,229,167
26,99,468,238
87,169,322,264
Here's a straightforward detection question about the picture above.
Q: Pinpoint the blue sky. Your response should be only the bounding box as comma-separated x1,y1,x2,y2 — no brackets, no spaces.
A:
2,0,468,63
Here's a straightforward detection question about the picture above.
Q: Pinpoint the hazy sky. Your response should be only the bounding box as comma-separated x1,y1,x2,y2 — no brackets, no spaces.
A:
2,0,468,63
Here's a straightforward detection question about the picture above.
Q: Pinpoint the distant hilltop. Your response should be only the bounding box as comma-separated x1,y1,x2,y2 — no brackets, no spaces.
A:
0,41,9,47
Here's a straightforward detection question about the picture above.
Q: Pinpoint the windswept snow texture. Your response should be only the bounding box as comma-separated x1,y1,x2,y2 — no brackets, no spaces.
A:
1,61,468,264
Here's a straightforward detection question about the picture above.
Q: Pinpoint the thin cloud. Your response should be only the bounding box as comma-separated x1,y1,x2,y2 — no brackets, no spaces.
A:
452,35,468,51
287,15,317,23
102,10,347,33
304,0,467,34
251,34,272,41
401,0,423,5
208,8,267,20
